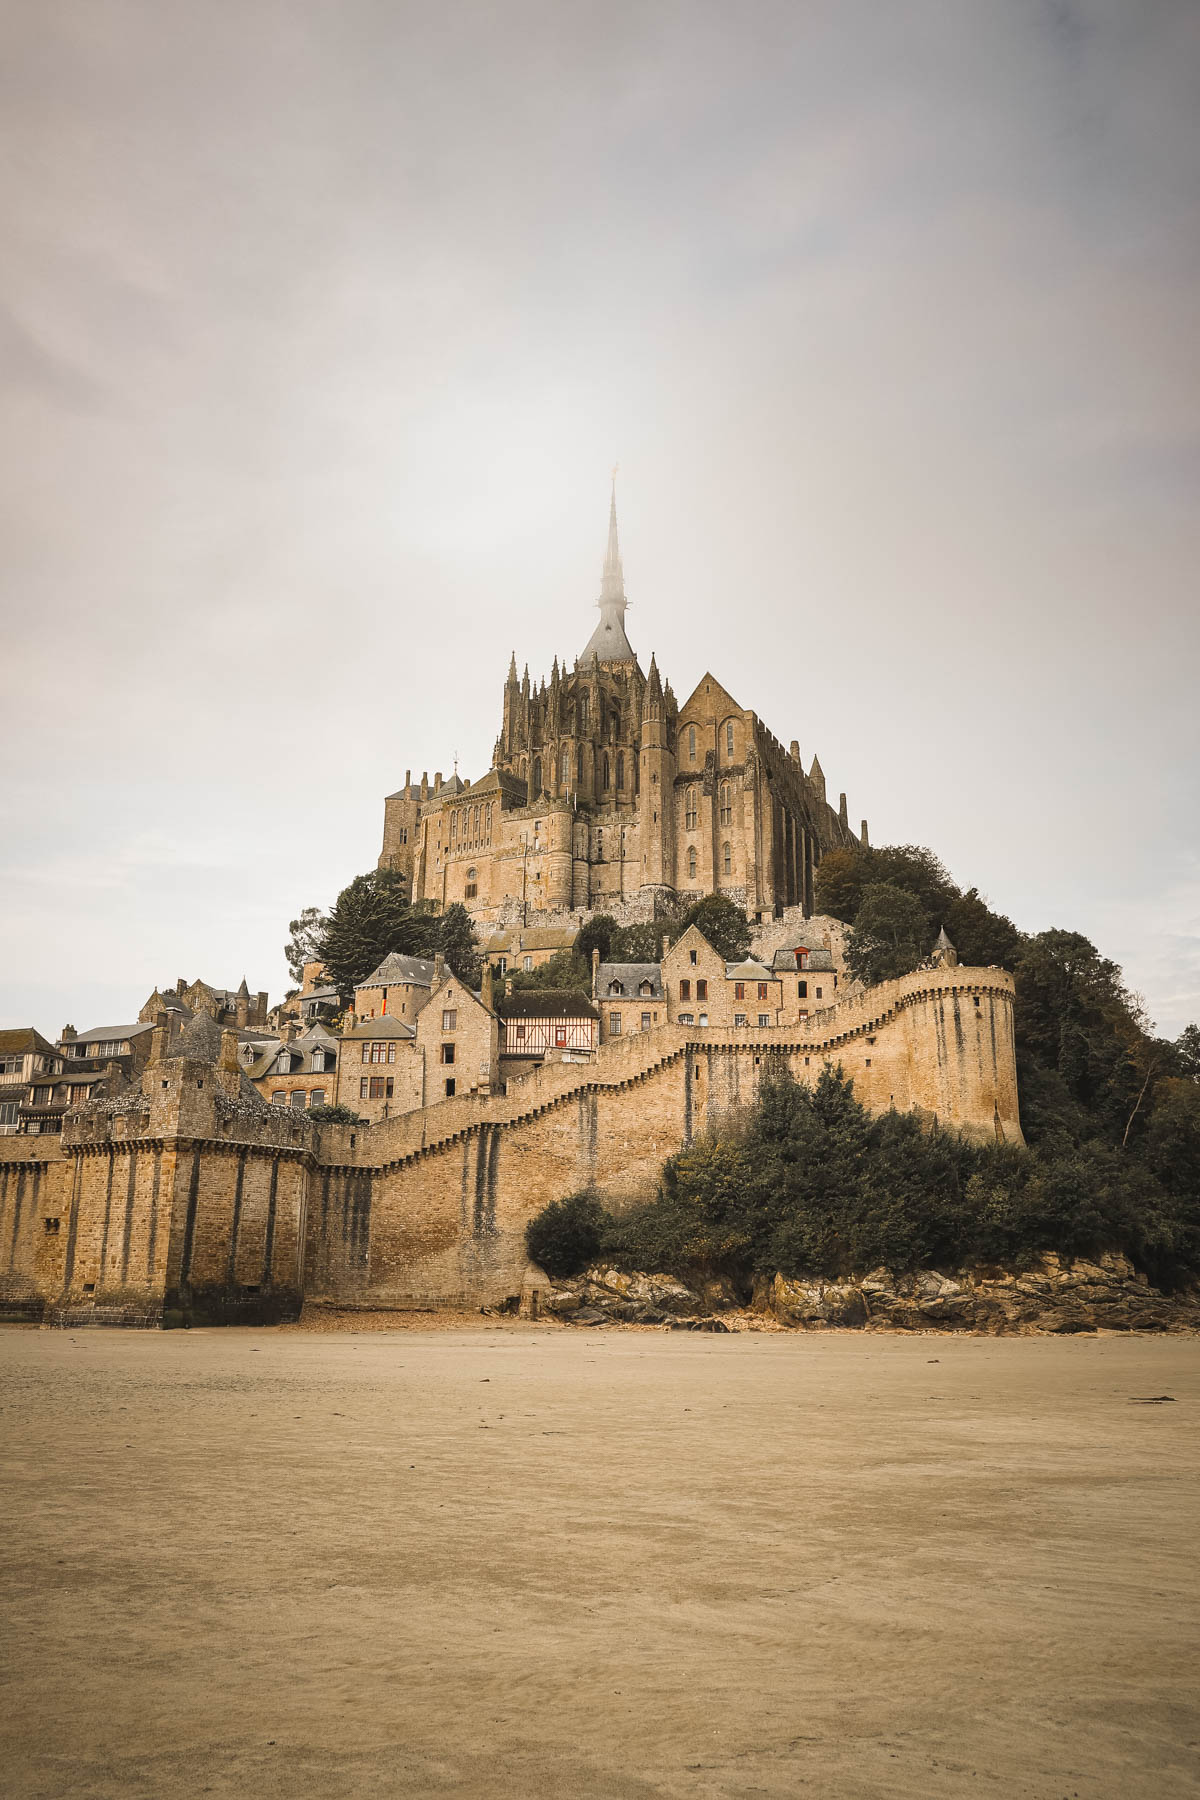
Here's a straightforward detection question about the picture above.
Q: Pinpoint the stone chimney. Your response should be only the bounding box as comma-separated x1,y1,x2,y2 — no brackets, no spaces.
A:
591,947,600,999
661,935,670,963
481,964,494,1010
61,1024,76,1044
434,952,446,984
434,770,443,791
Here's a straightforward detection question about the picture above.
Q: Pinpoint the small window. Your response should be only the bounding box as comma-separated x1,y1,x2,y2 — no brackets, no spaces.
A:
679,1013,694,1025
798,981,807,999
722,842,731,875
688,725,697,761
758,983,768,1000
679,979,691,1000
442,1010,457,1031
689,949,697,965
734,1013,746,1027
609,1013,621,1035
523,956,533,972
735,981,745,1000
516,1023,526,1040
719,783,732,826
441,1043,456,1065
725,720,735,759
359,1078,369,1099
815,987,823,999
698,1013,708,1027
368,1077,386,1099
309,1089,325,1107
465,883,477,899
865,1057,872,1067
696,980,708,1001
386,1077,394,1097
608,980,624,996
685,788,697,829
758,1014,769,1028
687,847,697,880
555,1027,567,1047
272,1091,286,1105
641,1012,651,1029
445,1078,456,1098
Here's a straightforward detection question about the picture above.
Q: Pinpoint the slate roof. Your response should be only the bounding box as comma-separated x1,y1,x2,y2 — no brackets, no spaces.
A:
596,961,664,1000
724,957,775,982
65,1023,154,1045
495,989,598,1020
359,953,437,989
340,1016,416,1041
770,946,835,973
463,768,528,805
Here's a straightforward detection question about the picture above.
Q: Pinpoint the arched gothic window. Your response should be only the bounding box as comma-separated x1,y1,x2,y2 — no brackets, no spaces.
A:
473,805,480,834
722,842,732,875
560,747,569,786
531,756,542,794
485,804,492,837
616,752,624,790
576,745,583,782
688,725,697,761
687,846,698,880
450,812,457,840
603,753,610,789
579,693,589,731
725,719,736,760
719,783,732,826
685,788,697,830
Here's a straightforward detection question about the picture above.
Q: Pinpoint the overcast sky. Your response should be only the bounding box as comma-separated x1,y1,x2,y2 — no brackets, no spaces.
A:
2,0,1197,1040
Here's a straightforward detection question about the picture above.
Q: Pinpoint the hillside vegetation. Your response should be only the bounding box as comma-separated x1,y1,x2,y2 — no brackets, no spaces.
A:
527,844,1200,1291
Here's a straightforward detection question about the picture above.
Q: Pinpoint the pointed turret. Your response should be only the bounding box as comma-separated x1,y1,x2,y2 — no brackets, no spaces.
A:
507,652,518,685
581,474,636,664
808,754,826,803
931,926,958,968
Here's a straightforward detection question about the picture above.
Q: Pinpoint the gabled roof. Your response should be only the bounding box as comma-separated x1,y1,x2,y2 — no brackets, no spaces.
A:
65,1023,154,1045
770,946,835,973
483,925,579,954
462,768,528,805
341,1016,416,1040
0,1028,56,1056
596,961,664,1000
676,671,744,722
359,952,437,989
496,989,598,1019
724,958,775,982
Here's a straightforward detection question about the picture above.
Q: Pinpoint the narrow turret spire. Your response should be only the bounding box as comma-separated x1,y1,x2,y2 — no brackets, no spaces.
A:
581,470,636,664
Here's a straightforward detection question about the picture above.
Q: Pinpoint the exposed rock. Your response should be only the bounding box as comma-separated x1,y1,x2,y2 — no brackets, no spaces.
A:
547,1254,1200,1334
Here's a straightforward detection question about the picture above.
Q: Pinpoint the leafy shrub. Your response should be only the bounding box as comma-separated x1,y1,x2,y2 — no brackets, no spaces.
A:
525,1192,607,1278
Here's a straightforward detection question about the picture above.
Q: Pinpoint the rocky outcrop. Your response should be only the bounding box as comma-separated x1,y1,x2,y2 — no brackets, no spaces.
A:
545,1254,1200,1333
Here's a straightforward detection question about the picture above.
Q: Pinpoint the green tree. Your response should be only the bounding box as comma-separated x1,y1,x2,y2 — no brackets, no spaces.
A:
941,887,1023,970
610,920,668,962
869,845,958,921
845,884,930,986
284,905,329,986
505,949,592,996
525,1192,606,1278
675,894,751,963
814,847,870,922
1013,930,1148,1139
315,868,425,998
577,914,617,965
437,903,481,987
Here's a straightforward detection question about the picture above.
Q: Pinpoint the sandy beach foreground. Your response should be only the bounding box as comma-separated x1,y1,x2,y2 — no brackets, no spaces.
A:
1,1326,1196,1799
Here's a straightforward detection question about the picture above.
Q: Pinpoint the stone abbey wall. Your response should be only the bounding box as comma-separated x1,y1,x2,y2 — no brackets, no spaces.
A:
0,965,1018,1325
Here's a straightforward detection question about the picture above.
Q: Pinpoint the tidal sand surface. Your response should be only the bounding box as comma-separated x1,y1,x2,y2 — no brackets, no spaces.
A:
1,1325,1196,1798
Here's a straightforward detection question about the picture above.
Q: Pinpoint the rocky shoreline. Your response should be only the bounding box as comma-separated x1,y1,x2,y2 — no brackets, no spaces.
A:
542,1253,1200,1334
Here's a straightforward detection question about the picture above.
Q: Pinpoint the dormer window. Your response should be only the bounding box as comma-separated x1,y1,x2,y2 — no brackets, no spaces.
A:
608,981,624,996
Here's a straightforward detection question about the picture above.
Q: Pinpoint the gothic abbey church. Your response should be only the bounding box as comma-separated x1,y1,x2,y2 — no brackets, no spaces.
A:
380,488,864,923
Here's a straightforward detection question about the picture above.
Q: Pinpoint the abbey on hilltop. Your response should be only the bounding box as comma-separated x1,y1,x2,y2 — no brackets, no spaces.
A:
379,485,865,925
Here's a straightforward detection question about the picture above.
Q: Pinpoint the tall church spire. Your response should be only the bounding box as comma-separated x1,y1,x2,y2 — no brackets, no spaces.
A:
581,470,636,664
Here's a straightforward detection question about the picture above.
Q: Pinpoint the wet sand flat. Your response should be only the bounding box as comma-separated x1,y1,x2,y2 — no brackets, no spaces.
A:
1,1326,1197,1799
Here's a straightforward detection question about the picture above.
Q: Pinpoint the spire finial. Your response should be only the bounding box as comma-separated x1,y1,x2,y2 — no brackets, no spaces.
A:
581,470,635,663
